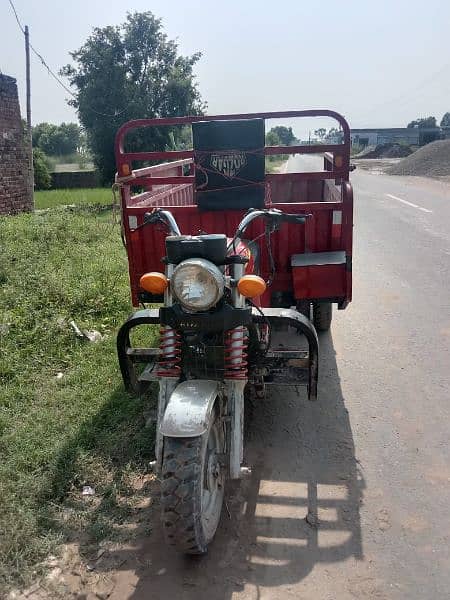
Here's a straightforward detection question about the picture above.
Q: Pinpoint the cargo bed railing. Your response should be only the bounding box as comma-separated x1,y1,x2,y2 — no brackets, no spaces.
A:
114,110,351,188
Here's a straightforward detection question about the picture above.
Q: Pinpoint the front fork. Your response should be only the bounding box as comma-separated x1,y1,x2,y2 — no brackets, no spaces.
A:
225,261,247,479
155,262,248,479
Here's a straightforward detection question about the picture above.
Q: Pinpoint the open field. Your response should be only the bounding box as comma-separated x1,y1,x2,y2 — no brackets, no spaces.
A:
34,188,113,210
0,207,157,593
264,156,286,173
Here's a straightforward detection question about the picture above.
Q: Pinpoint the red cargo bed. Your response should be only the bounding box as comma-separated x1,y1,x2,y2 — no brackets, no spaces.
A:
115,110,353,308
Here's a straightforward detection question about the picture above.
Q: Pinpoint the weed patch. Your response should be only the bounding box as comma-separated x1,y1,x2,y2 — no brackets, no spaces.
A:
0,208,157,592
34,188,113,209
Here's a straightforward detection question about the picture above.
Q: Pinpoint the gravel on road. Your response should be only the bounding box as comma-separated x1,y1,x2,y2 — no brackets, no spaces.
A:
386,139,450,177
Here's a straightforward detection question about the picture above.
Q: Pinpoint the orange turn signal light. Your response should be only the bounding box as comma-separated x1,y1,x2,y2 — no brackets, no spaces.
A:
237,275,267,298
140,272,168,295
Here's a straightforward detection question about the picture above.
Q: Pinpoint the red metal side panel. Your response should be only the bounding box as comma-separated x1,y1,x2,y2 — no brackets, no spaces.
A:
292,265,346,299
124,198,352,307
119,156,353,308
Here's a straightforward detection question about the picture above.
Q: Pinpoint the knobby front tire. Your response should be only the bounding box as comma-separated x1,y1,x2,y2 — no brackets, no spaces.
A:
160,409,225,554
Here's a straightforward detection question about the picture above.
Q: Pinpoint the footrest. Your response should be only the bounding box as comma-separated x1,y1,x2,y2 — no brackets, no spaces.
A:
260,349,309,387
126,347,161,363
264,367,309,386
139,362,160,382
252,308,318,400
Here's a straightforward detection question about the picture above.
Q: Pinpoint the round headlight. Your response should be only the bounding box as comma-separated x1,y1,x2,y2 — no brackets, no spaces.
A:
171,258,224,312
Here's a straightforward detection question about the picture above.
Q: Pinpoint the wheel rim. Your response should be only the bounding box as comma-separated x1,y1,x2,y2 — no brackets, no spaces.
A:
201,416,225,541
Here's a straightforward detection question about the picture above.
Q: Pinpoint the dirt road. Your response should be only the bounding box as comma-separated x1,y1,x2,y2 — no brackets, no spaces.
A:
55,158,450,600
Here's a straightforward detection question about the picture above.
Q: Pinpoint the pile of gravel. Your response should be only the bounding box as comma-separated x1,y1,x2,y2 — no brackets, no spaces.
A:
386,139,450,176
357,143,413,159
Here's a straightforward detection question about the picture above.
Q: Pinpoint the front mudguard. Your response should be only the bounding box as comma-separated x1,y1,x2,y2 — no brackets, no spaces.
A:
158,379,245,480
160,380,222,437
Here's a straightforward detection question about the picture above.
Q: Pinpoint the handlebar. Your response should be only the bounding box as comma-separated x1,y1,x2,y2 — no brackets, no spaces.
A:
140,209,181,236
235,208,311,239
137,207,310,241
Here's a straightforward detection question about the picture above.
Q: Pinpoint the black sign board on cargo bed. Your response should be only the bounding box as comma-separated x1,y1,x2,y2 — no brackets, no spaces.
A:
192,119,265,211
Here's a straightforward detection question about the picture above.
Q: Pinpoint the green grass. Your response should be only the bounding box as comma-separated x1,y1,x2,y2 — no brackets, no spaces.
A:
0,207,157,592
265,156,287,173
34,187,113,209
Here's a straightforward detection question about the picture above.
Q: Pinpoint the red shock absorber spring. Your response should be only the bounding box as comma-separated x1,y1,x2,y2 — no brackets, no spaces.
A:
157,326,182,377
224,326,248,379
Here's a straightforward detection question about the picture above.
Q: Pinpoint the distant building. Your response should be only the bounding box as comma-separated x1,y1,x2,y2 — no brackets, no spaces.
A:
350,127,441,148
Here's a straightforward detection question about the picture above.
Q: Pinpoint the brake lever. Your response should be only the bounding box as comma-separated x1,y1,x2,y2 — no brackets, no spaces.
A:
281,213,312,224
132,211,163,231
134,209,181,236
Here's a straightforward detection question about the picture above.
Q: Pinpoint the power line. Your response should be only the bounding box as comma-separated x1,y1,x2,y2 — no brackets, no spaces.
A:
364,61,450,118
7,0,129,119
7,0,22,31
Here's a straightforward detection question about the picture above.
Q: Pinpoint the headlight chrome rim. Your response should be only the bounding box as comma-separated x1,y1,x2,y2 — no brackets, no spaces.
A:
171,258,224,312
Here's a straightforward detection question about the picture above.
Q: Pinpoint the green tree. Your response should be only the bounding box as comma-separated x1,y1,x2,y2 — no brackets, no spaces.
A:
440,112,450,127
314,128,326,140
265,129,281,146
33,148,52,190
266,126,296,146
32,122,81,155
325,127,343,142
407,116,437,128
32,122,53,148
61,11,205,183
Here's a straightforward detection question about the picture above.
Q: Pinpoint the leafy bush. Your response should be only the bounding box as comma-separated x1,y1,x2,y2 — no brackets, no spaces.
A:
33,147,52,190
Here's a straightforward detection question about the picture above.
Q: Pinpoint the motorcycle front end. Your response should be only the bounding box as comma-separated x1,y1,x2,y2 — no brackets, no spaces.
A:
116,208,319,554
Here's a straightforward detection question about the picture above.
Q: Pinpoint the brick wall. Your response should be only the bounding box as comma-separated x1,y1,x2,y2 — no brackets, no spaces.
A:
0,74,33,215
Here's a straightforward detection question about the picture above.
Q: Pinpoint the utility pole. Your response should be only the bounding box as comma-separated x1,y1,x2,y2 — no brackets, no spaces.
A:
25,25,31,129
24,24,34,200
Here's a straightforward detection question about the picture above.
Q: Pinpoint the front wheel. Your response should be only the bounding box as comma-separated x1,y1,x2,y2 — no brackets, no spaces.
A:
161,408,225,554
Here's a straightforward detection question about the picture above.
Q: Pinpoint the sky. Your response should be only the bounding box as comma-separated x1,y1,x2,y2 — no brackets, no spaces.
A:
1,0,450,138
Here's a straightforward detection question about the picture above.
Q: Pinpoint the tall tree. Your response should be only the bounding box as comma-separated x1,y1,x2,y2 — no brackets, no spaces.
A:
314,128,326,141
265,129,281,146
268,126,296,146
407,116,437,128
61,12,205,183
32,122,81,155
440,112,450,127
325,127,343,142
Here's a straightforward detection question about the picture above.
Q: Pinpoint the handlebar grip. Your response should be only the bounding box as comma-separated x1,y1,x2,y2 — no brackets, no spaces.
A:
281,213,312,224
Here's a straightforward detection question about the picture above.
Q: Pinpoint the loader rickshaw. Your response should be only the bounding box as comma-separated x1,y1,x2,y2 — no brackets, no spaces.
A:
115,110,353,553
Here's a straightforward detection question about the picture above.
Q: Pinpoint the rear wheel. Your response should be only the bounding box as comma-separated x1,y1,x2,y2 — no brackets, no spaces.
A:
313,301,333,331
161,407,225,554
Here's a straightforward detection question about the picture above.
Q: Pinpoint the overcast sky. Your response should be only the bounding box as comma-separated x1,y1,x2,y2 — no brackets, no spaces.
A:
2,0,450,137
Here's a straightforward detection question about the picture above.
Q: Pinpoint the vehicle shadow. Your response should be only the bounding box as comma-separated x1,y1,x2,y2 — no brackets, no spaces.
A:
94,329,365,599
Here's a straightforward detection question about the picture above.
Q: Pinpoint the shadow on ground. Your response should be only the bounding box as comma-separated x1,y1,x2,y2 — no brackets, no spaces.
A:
40,383,157,555
49,330,364,599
